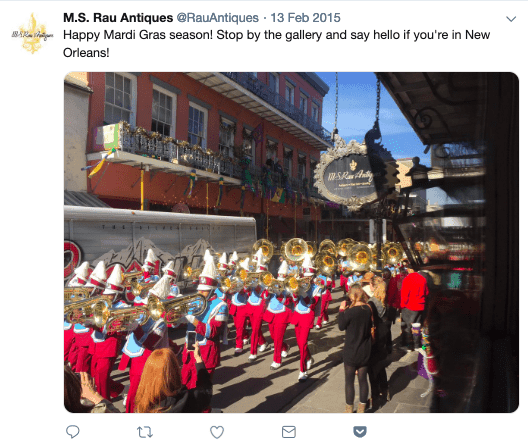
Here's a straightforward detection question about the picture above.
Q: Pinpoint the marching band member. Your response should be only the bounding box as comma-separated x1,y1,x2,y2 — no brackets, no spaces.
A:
135,249,160,294
89,265,127,400
180,259,229,390
121,275,171,413
247,249,270,361
227,251,238,276
229,258,251,355
65,261,90,364
68,261,107,373
263,260,292,370
162,260,180,297
315,269,336,329
290,256,320,382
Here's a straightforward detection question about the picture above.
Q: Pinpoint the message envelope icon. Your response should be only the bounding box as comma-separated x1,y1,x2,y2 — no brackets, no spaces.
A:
282,426,296,438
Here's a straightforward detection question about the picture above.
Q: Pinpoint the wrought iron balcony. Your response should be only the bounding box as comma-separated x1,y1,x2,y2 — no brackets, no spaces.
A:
221,72,333,144
108,122,320,199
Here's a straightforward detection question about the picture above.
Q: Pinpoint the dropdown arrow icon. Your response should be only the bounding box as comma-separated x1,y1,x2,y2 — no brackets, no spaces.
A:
507,16,516,22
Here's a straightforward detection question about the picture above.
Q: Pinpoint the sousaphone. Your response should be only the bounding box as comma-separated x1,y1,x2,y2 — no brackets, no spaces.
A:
251,239,274,264
383,242,404,265
346,243,372,271
319,239,337,257
283,238,308,264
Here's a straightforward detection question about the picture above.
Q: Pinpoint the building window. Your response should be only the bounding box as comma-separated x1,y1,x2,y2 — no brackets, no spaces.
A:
310,159,317,182
285,82,295,106
283,147,293,175
104,72,136,126
300,93,308,114
269,73,279,94
188,103,208,148
312,103,319,122
151,87,176,137
242,128,256,161
266,139,278,169
219,118,236,158
298,154,306,180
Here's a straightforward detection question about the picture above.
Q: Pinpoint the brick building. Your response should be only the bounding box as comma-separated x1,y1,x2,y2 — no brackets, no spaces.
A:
65,72,336,245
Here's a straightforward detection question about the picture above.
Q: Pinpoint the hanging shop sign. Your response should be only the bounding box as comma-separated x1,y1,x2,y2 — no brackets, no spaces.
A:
314,137,388,211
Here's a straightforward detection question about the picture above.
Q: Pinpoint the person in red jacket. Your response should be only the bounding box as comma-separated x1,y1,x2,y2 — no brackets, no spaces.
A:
400,271,429,351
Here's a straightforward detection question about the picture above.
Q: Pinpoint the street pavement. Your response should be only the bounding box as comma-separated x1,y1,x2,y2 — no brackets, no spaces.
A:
109,289,432,413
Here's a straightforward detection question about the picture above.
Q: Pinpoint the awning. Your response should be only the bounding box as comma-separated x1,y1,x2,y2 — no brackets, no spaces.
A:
64,190,111,208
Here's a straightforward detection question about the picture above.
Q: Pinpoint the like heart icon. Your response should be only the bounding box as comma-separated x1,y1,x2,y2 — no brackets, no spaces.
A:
210,426,224,439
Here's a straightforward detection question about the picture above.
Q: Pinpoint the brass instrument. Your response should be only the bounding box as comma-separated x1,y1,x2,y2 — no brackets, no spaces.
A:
283,238,308,264
283,275,299,295
314,250,337,276
319,239,337,257
268,277,284,295
383,242,404,265
148,292,207,324
64,295,113,326
369,245,388,271
130,281,157,297
337,239,356,257
296,276,312,294
220,276,244,294
64,287,91,303
305,241,317,258
251,239,274,263
93,302,149,332
243,271,274,288
346,243,372,271
183,264,201,281
122,271,143,286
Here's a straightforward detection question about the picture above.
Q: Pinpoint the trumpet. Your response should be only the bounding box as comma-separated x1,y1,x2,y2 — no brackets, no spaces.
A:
64,295,113,326
93,302,149,332
148,292,207,324
182,264,201,281
64,287,92,303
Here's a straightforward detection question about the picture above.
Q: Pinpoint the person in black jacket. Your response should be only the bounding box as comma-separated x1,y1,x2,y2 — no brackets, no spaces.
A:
338,284,372,413
368,276,391,409
134,344,213,413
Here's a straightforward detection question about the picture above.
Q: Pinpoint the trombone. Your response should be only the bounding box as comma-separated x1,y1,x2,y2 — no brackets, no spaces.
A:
147,292,207,324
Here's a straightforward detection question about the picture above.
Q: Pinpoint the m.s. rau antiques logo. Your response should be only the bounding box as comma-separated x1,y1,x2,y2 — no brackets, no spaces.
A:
12,13,53,54
349,160,357,171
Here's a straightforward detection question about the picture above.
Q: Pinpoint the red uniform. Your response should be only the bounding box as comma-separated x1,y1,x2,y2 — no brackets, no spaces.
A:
263,293,292,364
90,332,125,400
228,289,251,349
316,275,335,327
247,287,269,355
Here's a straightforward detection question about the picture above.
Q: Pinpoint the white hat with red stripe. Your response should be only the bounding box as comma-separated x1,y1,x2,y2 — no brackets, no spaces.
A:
162,260,177,279
148,275,171,300
68,261,90,287
302,256,316,277
252,247,262,262
218,253,228,271
85,261,108,288
256,249,268,272
228,251,238,267
277,260,289,280
142,249,158,271
239,257,250,271
103,265,125,295
198,258,219,291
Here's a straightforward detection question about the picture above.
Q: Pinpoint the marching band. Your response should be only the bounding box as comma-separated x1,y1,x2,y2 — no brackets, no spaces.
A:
64,238,406,411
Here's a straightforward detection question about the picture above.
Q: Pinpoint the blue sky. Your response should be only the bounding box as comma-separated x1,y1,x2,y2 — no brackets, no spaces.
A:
316,72,429,163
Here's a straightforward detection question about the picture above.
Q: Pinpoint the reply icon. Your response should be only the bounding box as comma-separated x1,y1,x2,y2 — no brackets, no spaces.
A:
66,425,80,439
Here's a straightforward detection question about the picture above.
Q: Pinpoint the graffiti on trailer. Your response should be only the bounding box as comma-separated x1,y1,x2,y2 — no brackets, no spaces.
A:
64,237,219,296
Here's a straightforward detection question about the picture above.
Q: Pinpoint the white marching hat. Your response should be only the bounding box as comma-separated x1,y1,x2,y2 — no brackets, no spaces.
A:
228,251,238,267
198,258,219,291
103,265,125,295
277,260,289,280
68,261,90,287
218,252,228,271
239,257,250,271
143,248,158,271
252,247,263,262
86,261,108,288
256,249,268,272
302,256,316,277
162,260,177,279
203,249,213,263
148,275,171,300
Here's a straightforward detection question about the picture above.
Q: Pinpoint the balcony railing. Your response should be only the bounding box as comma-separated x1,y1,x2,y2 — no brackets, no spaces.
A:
221,72,333,144
107,122,325,200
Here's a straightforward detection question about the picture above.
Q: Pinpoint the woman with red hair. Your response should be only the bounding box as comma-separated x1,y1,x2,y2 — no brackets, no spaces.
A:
135,344,212,413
